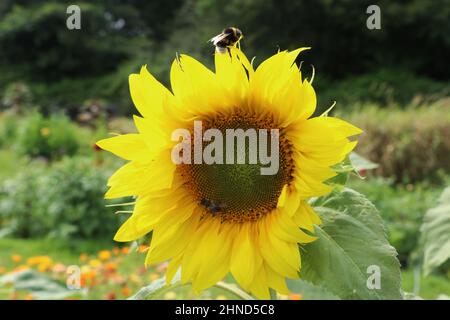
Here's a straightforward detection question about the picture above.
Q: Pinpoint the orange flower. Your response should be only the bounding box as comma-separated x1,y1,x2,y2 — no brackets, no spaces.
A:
79,253,89,262
24,294,34,300
0,266,6,274
11,254,22,263
137,245,149,253
98,250,112,261
289,293,303,300
121,247,130,255
121,286,131,297
104,262,118,273
80,270,97,287
112,247,120,256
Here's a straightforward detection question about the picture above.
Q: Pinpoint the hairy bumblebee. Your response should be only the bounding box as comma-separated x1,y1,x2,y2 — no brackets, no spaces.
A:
210,27,243,53
200,198,228,215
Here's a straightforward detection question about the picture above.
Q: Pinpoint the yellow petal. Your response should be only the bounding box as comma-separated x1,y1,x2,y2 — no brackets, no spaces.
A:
170,54,224,115
230,223,262,289
247,264,270,299
129,65,174,119
192,221,233,292
259,217,299,278
265,264,289,295
113,214,153,242
105,149,175,199
166,255,182,284
146,213,199,265
96,134,147,161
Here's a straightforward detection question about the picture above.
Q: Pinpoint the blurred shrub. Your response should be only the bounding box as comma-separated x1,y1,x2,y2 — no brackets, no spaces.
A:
0,157,125,239
16,112,80,161
0,111,20,147
1,82,32,112
348,176,448,265
317,69,449,111
342,102,450,183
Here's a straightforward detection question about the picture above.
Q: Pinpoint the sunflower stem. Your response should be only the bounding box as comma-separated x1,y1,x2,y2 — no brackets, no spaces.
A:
269,288,278,300
214,281,255,300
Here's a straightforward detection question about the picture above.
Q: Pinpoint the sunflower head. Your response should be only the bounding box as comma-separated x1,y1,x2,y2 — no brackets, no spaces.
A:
97,45,361,299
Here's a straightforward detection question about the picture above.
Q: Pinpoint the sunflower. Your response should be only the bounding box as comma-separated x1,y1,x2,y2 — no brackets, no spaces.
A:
97,46,361,299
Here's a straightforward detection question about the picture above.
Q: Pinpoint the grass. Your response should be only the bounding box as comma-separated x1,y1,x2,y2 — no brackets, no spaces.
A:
402,269,450,300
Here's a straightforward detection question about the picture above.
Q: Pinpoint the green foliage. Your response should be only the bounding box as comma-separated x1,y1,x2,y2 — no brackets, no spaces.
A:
302,188,402,299
342,103,450,183
0,157,124,239
16,112,80,161
420,185,450,275
0,269,75,300
317,69,449,110
1,82,32,111
348,176,447,266
286,279,341,300
190,0,449,80
0,1,181,111
402,268,450,300
0,1,448,114
0,111,20,148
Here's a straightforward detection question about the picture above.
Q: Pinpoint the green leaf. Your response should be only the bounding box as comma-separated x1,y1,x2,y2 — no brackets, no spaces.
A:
349,152,379,171
327,153,378,189
301,188,402,300
129,271,181,300
420,185,450,275
286,279,341,300
0,269,78,300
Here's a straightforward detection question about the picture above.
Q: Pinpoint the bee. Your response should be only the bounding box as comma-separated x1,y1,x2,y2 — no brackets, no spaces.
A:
210,27,243,53
200,198,228,215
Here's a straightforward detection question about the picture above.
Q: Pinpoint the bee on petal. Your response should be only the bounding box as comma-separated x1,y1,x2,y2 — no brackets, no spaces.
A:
210,27,243,53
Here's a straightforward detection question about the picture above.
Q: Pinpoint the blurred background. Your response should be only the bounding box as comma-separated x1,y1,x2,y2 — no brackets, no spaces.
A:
0,0,448,300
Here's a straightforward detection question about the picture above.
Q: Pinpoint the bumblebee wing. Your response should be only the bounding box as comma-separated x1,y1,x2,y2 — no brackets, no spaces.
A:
209,33,230,45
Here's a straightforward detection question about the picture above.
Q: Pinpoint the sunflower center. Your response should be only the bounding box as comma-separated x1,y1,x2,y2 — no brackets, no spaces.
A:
179,110,294,223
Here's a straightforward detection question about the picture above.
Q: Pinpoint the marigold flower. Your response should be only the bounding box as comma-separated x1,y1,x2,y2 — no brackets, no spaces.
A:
11,254,22,263
98,250,112,261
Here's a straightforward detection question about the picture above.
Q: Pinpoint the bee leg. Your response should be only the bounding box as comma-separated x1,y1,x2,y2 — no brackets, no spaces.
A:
226,47,232,58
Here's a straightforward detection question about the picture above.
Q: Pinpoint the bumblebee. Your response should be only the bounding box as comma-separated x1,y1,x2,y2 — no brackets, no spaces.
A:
200,198,228,215
210,27,243,53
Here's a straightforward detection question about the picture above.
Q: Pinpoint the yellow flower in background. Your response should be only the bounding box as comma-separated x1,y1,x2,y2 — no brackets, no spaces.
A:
97,46,361,299
89,259,102,268
26,256,53,272
98,250,112,261
40,127,51,137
